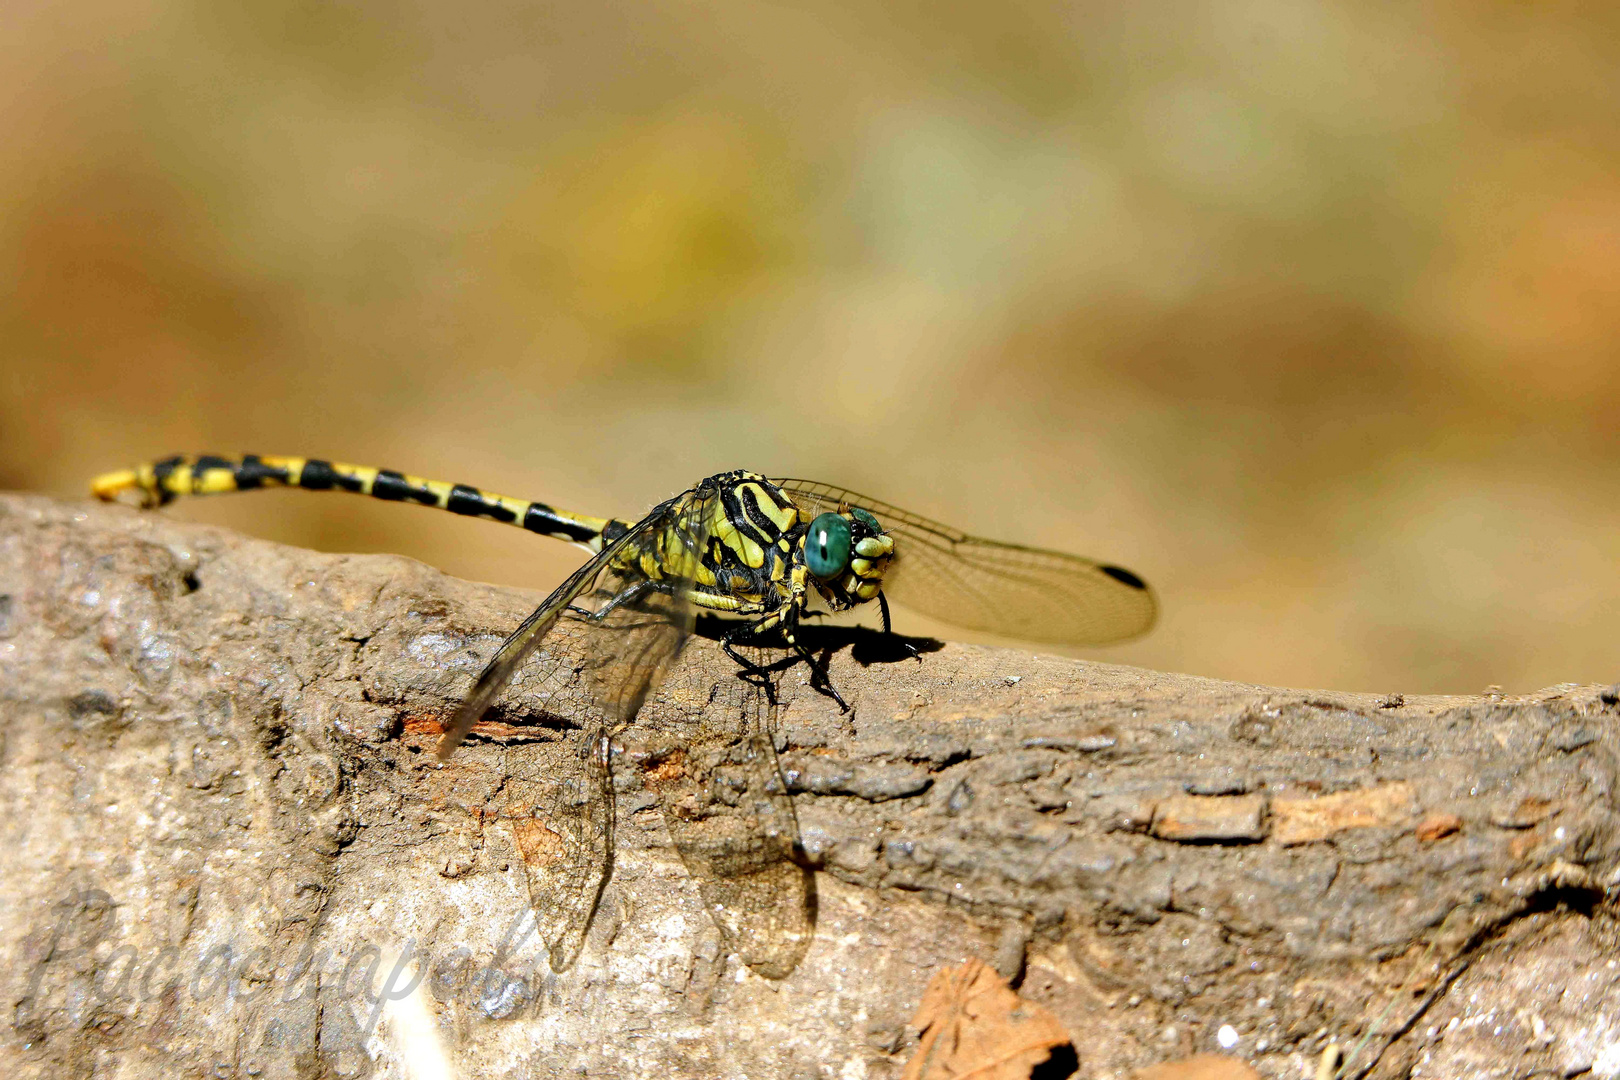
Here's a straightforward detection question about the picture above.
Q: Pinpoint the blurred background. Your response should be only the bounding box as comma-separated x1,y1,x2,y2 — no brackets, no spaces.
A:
3,1,1618,695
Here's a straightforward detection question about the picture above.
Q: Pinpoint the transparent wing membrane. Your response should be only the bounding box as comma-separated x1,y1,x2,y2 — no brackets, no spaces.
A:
635,653,814,979
504,729,615,972
442,489,714,972
437,493,698,758
774,480,1157,646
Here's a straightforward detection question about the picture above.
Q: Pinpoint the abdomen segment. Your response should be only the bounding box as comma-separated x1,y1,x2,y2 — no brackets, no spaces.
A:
90,453,619,549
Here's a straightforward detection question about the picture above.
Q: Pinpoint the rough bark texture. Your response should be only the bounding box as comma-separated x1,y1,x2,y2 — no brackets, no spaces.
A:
3,493,1619,1080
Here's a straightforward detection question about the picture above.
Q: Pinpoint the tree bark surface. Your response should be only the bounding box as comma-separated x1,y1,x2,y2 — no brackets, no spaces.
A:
3,493,1619,1080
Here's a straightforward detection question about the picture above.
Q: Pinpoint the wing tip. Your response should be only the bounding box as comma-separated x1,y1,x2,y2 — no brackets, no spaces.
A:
1098,564,1148,591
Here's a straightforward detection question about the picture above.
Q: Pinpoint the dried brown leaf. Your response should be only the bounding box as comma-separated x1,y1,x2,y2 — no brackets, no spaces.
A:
902,957,1072,1080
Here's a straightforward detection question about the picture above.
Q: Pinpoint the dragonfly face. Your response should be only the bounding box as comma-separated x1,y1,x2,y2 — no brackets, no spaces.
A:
799,506,895,614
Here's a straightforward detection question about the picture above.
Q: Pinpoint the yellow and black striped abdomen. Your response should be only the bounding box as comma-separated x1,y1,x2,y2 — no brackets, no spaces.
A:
91,454,620,549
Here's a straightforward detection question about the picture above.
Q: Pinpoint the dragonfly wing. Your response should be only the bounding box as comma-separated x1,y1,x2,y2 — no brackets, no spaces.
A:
774,480,1156,646
639,659,814,979
437,490,704,758
436,538,627,760
507,726,614,973
444,486,719,971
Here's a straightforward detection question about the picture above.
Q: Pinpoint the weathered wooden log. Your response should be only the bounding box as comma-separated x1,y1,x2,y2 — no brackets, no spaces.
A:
3,493,1617,1079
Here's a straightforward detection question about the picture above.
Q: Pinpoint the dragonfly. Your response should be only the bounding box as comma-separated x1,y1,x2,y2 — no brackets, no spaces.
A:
91,454,1156,976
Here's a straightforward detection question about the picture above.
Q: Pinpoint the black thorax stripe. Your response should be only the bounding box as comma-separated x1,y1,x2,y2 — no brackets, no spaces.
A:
721,483,777,554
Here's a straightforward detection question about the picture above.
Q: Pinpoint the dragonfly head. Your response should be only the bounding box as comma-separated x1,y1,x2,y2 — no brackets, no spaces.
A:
801,506,895,611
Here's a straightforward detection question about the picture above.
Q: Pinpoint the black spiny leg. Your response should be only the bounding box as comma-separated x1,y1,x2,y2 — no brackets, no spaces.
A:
796,640,849,712
879,592,922,662
721,621,782,694
780,605,849,713
723,608,850,712
567,579,673,623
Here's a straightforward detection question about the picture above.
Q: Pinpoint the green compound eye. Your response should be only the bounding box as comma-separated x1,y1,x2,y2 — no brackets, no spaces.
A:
850,507,882,533
805,513,853,580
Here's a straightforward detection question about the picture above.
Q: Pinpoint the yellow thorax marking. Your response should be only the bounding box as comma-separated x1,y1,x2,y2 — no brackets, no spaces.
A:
714,516,764,569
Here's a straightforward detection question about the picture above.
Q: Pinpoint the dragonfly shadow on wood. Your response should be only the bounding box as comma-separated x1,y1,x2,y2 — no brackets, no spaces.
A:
694,613,943,684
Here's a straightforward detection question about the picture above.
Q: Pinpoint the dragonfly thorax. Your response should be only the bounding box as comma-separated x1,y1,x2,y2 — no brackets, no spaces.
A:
680,472,897,625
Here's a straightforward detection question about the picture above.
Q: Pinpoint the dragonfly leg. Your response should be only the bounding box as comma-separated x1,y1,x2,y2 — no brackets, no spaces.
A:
721,618,780,681
722,606,851,712
782,603,852,711
566,578,673,622
718,627,787,707
793,640,848,711
712,610,836,709
878,592,921,662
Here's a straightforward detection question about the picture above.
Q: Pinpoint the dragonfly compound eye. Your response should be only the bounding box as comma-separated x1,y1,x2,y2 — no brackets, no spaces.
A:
805,513,853,580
